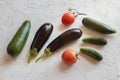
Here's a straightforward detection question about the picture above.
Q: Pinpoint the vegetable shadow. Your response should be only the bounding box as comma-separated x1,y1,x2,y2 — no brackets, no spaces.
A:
0,53,15,66
57,60,73,72
57,23,70,31
79,52,100,65
80,25,115,39
80,42,105,50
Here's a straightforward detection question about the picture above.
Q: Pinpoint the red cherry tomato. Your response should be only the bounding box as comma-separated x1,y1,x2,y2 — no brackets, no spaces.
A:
62,49,77,65
61,12,75,26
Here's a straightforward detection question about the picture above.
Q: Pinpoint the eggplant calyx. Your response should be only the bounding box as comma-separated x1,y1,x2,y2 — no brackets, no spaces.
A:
28,48,38,63
36,48,52,62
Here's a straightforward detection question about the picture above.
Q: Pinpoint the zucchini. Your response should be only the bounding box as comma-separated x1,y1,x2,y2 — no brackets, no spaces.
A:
80,48,103,61
7,20,31,57
82,37,107,45
82,17,116,34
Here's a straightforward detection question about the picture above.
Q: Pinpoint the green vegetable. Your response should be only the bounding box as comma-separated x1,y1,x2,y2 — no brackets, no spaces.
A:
7,20,31,57
80,48,103,61
82,37,107,45
82,17,116,34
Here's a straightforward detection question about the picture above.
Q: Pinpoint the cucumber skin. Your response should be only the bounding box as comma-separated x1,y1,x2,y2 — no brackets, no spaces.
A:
80,48,103,61
82,37,107,45
7,20,31,57
82,17,116,34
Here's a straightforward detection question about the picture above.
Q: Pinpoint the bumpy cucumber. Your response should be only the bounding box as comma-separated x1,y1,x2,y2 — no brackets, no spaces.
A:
82,37,107,45
7,20,31,57
82,17,116,34
80,48,103,61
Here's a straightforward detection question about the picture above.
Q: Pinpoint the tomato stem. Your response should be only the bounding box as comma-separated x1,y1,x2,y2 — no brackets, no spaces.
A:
69,8,87,17
76,53,80,60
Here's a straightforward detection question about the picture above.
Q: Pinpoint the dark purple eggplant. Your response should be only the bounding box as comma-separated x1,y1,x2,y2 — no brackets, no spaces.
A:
36,28,82,62
28,23,53,63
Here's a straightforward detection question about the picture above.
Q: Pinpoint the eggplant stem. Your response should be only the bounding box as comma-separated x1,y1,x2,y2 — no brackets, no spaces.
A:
36,48,52,62
28,48,38,63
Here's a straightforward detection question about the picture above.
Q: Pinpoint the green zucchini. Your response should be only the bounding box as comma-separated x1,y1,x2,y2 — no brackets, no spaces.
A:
82,17,116,34
80,48,103,61
7,20,31,57
82,37,107,45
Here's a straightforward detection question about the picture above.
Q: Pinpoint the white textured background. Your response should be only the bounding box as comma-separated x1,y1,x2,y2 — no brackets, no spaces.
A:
0,0,120,80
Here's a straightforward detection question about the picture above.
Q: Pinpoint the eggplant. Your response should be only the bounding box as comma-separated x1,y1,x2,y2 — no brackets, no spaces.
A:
28,23,53,63
36,28,82,62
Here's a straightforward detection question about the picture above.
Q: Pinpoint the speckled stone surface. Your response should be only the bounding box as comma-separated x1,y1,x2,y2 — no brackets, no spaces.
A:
0,0,120,80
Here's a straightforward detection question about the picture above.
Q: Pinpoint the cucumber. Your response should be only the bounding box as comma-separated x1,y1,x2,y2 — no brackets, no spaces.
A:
7,20,31,57
80,48,103,61
82,17,116,34
82,37,107,45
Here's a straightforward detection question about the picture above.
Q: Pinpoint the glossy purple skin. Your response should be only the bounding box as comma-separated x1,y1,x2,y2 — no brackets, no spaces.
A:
31,23,53,52
47,28,82,52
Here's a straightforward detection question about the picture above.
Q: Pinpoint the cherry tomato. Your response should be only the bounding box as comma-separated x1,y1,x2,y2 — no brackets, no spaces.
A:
62,49,77,65
61,12,75,26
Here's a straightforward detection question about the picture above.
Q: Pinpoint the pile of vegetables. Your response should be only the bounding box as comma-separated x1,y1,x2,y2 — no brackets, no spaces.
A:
60,9,115,64
7,8,116,65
